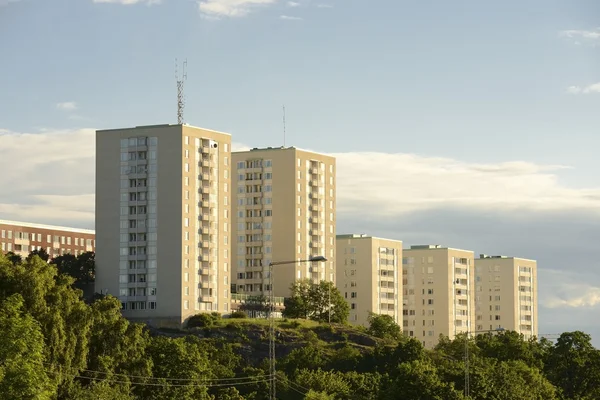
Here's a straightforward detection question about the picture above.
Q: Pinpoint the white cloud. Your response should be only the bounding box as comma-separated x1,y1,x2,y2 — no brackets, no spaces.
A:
56,102,78,111
2,129,600,229
93,0,161,4
566,82,600,94
280,15,302,20
542,270,600,308
560,28,600,41
197,0,276,18
287,1,300,6
329,151,600,216
546,286,600,308
0,128,95,227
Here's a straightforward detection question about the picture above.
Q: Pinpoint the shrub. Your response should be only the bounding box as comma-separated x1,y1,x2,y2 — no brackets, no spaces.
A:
230,311,248,319
226,322,243,332
187,312,220,328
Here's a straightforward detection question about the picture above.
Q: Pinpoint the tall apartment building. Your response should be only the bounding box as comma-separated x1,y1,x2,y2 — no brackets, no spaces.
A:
336,234,403,326
475,255,538,339
402,245,475,348
95,124,232,326
231,147,336,299
1,219,95,259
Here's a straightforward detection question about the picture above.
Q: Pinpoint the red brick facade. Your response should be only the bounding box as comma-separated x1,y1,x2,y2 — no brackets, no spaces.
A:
0,220,95,259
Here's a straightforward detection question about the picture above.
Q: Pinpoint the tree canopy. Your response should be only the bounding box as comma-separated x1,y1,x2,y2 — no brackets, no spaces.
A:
0,250,599,399
283,279,349,323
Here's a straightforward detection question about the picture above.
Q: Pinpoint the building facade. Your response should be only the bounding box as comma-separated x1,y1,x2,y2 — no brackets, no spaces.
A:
475,255,538,339
0,219,95,259
336,234,403,326
402,245,475,348
231,147,336,300
95,124,232,326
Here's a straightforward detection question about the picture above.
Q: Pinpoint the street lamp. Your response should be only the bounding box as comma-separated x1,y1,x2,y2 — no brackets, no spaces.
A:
464,327,505,398
268,255,327,400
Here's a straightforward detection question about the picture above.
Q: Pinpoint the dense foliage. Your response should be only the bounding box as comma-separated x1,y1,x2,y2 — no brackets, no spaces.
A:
283,279,349,323
1,252,599,399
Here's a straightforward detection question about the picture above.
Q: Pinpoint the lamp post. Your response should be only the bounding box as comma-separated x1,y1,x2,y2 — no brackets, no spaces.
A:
464,327,505,398
268,255,327,400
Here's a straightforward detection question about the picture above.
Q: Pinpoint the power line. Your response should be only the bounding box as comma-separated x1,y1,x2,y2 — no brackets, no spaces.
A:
43,362,271,383
47,369,271,388
279,374,314,395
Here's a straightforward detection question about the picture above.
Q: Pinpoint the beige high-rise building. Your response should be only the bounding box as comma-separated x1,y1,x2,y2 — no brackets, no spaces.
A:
336,234,403,326
231,147,336,300
402,245,475,348
475,255,538,339
95,124,232,326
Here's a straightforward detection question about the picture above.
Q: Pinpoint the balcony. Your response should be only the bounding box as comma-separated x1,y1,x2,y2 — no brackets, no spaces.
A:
200,281,211,289
200,295,215,303
200,185,216,194
246,253,263,260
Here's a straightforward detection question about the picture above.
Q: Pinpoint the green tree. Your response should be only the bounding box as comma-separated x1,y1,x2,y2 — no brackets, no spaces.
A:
139,336,213,400
476,360,557,400
0,253,92,394
475,330,547,369
27,247,50,262
366,313,402,341
4,251,22,265
283,279,349,323
0,294,55,399
295,369,351,398
304,390,335,400
382,360,464,400
545,331,600,400
279,344,327,376
85,296,151,398
216,387,246,399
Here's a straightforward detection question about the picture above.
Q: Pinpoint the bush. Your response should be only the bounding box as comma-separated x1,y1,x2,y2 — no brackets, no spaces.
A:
226,322,243,332
230,311,247,319
187,312,221,328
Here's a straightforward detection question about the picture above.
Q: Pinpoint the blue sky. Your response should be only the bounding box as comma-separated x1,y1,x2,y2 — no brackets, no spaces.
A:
1,0,600,342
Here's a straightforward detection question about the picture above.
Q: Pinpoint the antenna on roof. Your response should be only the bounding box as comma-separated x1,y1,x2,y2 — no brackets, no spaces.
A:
282,105,286,147
176,58,187,124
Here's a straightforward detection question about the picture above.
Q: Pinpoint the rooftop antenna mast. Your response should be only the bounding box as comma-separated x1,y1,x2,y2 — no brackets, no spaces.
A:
282,105,286,147
176,58,187,124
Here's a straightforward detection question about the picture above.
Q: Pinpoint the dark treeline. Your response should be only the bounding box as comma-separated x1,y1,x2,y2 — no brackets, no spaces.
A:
0,252,599,400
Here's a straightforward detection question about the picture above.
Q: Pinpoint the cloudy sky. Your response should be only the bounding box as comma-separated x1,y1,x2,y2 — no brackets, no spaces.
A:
1,0,599,343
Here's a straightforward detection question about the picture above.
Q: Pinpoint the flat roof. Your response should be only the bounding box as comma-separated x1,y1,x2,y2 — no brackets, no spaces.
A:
477,254,536,262
97,123,231,136
233,146,334,157
0,220,95,235
336,233,403,242
405,245,474,253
